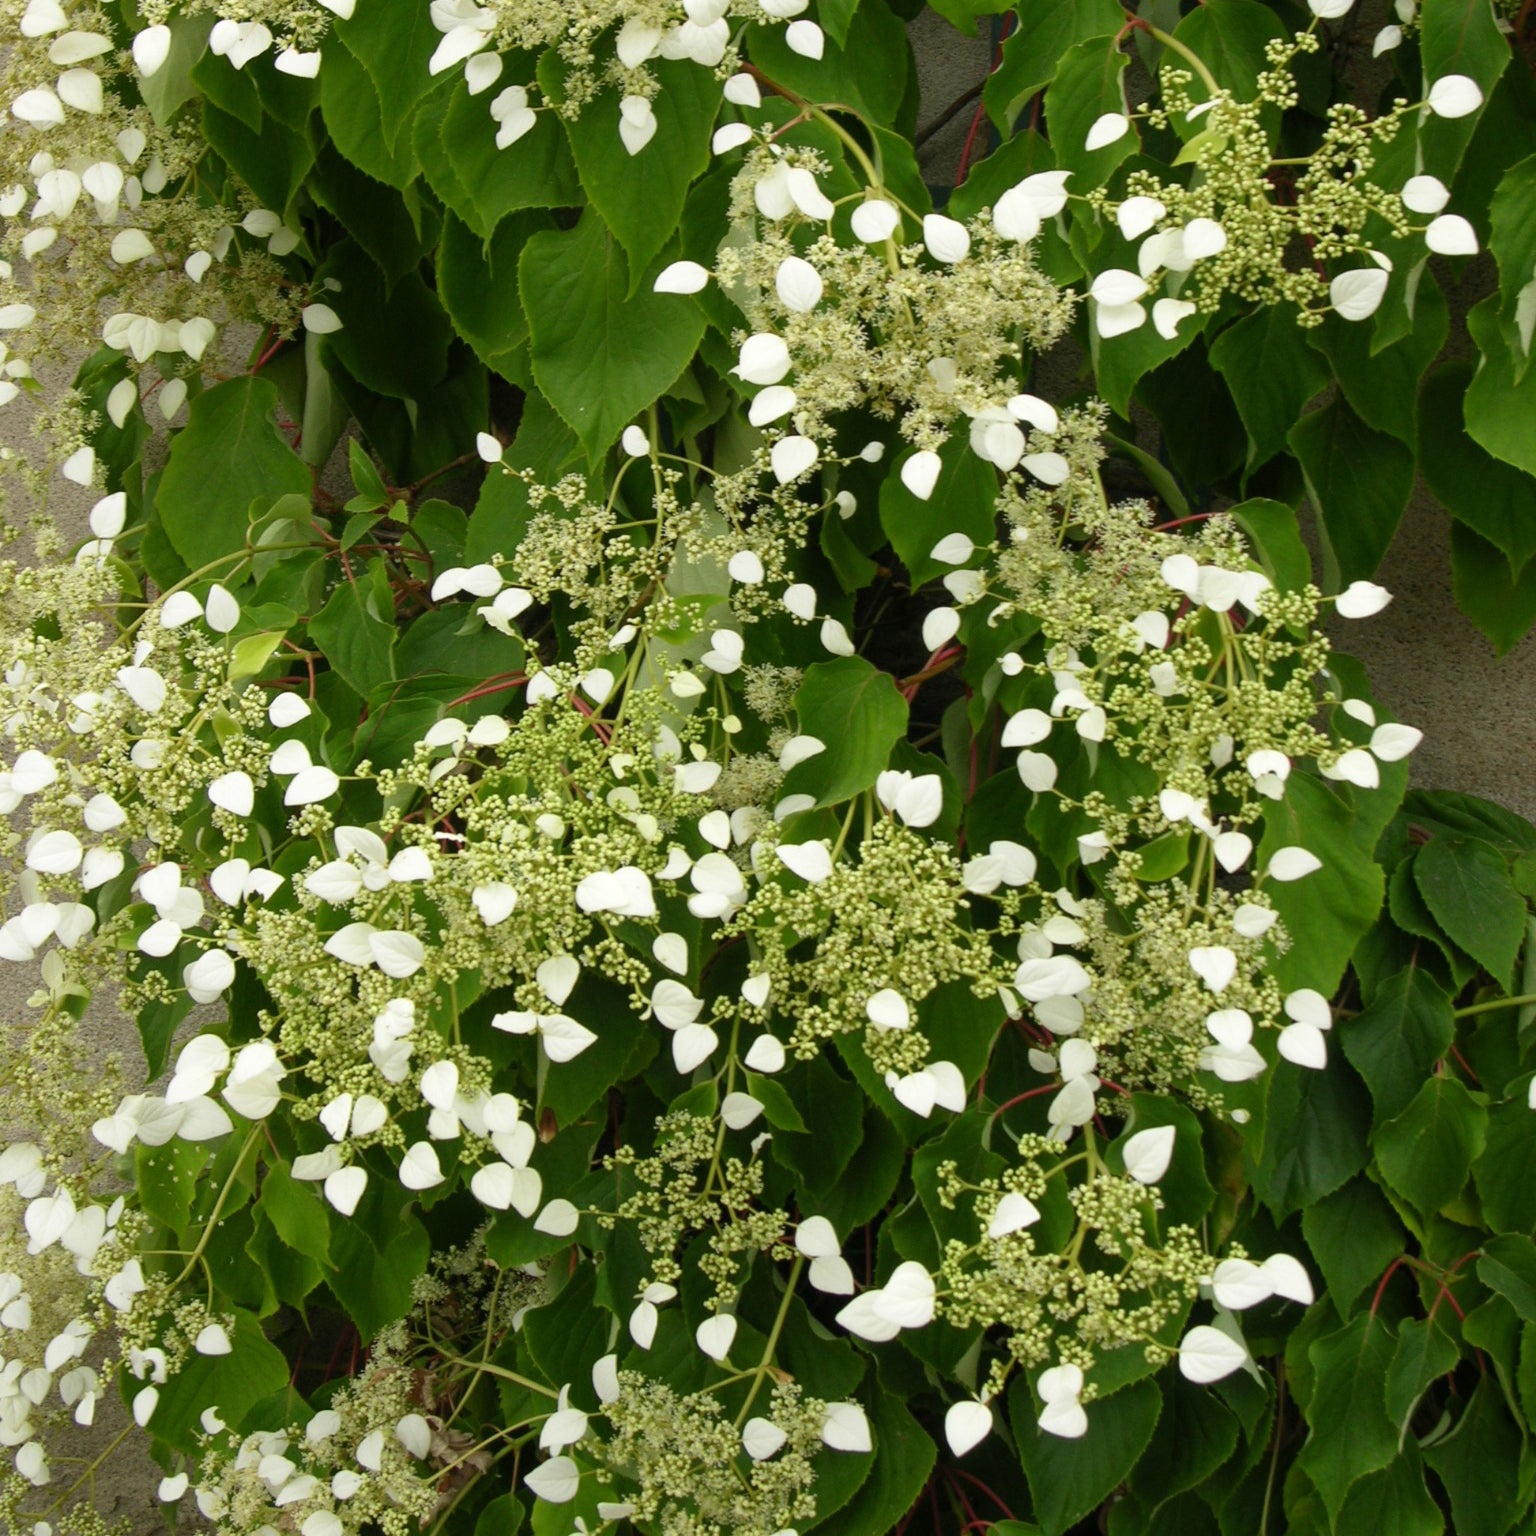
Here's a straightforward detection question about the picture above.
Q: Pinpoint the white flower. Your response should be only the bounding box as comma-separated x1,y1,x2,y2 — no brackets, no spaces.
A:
618,94,657,155
1037,1363,1086,1438
874,770,944,829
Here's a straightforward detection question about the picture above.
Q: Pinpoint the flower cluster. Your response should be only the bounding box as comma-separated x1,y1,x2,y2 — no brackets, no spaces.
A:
1076,16,1486,335
0,0,302,487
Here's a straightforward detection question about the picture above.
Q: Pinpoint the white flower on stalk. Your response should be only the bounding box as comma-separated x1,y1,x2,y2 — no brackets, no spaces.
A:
1036,1363,1087,1438
874,770,944,829
884,1060,966,1118
222,1042,285,1120
491,85,536,149
1199,1008,1266,1083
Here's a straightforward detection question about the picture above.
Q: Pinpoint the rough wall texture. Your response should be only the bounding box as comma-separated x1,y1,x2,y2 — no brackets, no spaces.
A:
1,14,1532,1533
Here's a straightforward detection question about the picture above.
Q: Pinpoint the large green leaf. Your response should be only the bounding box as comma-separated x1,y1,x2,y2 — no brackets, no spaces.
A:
155,376,311,570
1301,1177,1404,1316
1413,835,1526,990
315,239,453,400
332,0,443,150
520,210,706,462
830,1390,937,1536
1373,1074,1487,1216
1172,0,1287,99
1450,520,1536,656
1423,1380,1527,1536
1011,1376,1162,1536
310,144,439,288
145,1308,288,1455
552,57,718,278
1419,0,1508,182
1340,965,1454,1129
983,0,1123,131
203,101,315,215
1419,360,1536,577
438,210,549,381
878,435,1000,589
1475,1089,1536,1234
1309,273,1448,445
781,657,910,808
138,14,206,125
743,2,911,126
257,1163,333,1268
418,77,581,240
1335,1448,1447,1536
1128,1373,1238,1510
309,561,397,697
1258,773,1385,996
1385,1318,1459,1441
1490,154,1536,380
1043,37,1137,186
329,1198,431,1339
1298,1313,1398,1524
1210,305,1331,475
1253,1054,1371,1220
319,35,421,185
1480,1235,1536,1325
1289,395,1414,586
1465,296,1536,479
1230,497,1312,593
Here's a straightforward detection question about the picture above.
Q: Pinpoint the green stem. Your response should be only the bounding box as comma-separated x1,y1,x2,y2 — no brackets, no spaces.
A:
1143,24,1223,99
1454,993,1536,1020
734,1254,805,1428
168,1127,261,1290
438,1354,560,1400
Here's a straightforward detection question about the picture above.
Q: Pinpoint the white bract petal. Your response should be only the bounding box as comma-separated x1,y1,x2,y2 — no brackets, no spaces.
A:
785,19,824,58
1085,112,1129,150
1188,945,1237,994
851,198,900,243
1179,1324,1250,1383
1329,268,1389,322
734,333,792,385
900,450,942,501
945,1399,993,1457
1267,847,1322,882
695,1313,737,1361
654,260,710,294
775,255,823,312
1426,74,1482,119
771,435,818,484
1335,579,1392,617
1121,1125,1176,1184
1425,214,1477,256
820,1402,872,1452
1402,174,1450,214
922,214,970,264
743,1416,788,1460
